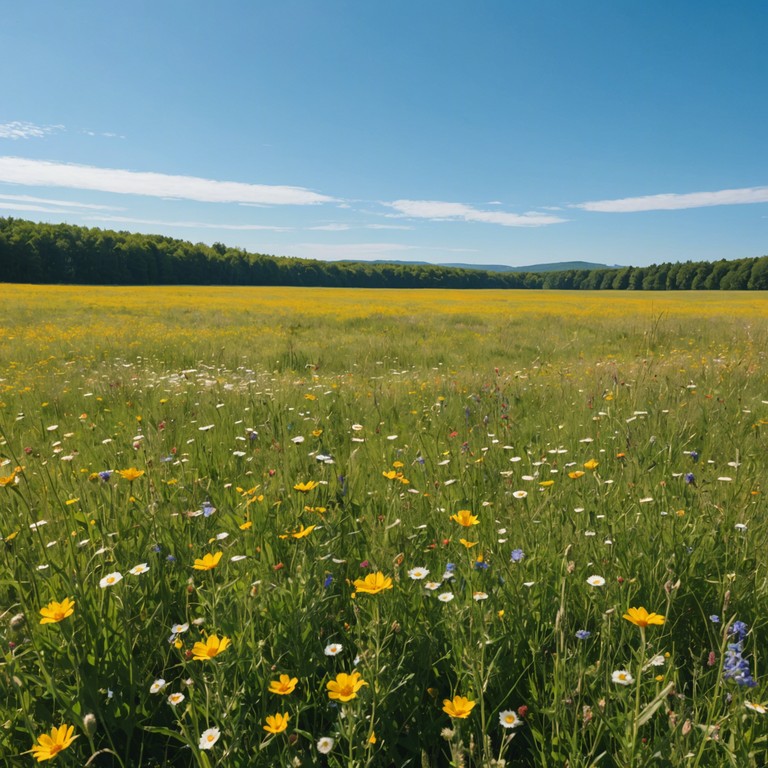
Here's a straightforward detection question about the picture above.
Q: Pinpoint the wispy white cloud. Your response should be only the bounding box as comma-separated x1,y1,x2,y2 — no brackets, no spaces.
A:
0,193,121,210
575,186,768,212
307,223,351,231
0,202,85,215
365,223,414,230
385,199,566,227
84,214,290,231
0,157,337,205
82,130,126,139
0,121,64,140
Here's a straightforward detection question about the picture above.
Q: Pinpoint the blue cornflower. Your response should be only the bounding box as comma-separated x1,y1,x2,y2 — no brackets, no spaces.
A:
575,629,591,640
709,615,720,623
98,470,112,482
202,502,216,518
685,472,696,485
510,549,525,563
723,641,757,687
445,563,456,573
690,450,699,462
474,559,489,571
730,621,749,640
166,554,176,563
323,574,333,589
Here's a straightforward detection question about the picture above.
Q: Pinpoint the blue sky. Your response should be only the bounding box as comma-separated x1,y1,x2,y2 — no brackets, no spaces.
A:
1,1,766,267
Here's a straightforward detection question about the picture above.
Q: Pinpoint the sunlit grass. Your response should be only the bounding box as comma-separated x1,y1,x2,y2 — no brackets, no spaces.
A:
1,285,767,767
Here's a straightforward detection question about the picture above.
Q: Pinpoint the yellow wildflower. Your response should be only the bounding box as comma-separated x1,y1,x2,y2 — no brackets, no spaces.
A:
30,724,78,762
450,509,479,527
191,634,231,661
623,607,665,628
263,712,290,734
353,572,393,595
193,552,222,571
327,671,368,702
442,695,475,719
39,597,75,625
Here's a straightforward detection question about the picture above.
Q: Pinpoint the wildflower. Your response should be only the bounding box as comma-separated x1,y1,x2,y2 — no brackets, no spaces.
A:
730,621,749,639
39,597,75,625
407,567,429,580
353,572,393,595
512,490,528,499
99,572,122,588
316,737,335,754
473,591,488,601
709,615,720,623
129,563,149,575
568,470,585,479
239,520,252,530
327,671,368,701
30,724,78,762
198,727,220,750
623,607,665,627
510,548,525,562
451,509,479,527
745,701,767,714
193,552,222,571
459,538,478,549
723,629,757,687
587,575,606,587
583,459,599,470
612,670,634,685
685,472,696,485
293,480,318,492
290,524,316,539
263,712,290,735
117,467,144,481
442,695,475,719
424,581,441,590
268,674,298,695
0,471,19,487
474,555,489,570
202,502,216,518
575,629,591,640
438,592,454,602
539,480,554,487
499,710,522,728
191,634,231,661
167,692,185,706
149,679,166,694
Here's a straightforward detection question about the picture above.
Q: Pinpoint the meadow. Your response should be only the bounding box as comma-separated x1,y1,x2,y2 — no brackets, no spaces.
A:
1,285,768,767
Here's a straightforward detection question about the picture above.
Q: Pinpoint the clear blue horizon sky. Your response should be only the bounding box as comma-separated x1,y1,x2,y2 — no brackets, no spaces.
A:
2,1,767,267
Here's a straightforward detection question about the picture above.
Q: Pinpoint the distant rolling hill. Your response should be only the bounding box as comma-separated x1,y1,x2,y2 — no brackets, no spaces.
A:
336,259,612,273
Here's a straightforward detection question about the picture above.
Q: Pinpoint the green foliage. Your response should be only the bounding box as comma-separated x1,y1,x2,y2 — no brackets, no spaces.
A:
2,217,767,289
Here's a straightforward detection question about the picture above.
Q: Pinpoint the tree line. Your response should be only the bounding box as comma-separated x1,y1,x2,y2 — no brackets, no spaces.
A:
1,217,767,289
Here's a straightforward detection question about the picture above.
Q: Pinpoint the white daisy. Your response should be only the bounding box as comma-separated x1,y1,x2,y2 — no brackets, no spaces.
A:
99,572,123,588
611,669,634,686
198,726,220,750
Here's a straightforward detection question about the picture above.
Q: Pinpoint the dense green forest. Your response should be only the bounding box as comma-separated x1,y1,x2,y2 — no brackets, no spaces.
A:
2,217,767,289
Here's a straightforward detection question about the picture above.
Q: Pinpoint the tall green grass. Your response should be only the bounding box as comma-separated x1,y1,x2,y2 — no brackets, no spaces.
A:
1,286,767,767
